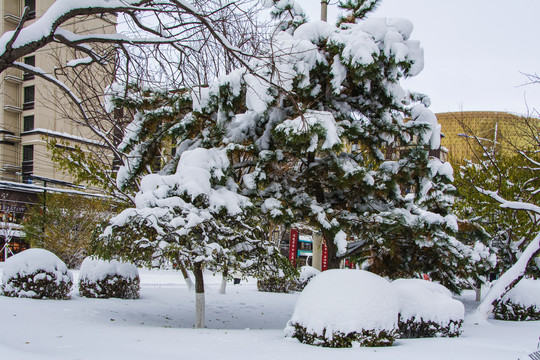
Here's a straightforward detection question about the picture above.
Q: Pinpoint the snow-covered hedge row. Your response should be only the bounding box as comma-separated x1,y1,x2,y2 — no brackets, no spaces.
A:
392,279,464,338
493,278,540,321
78,257,140,299
1,249,73,299
257,276,295,293
258,266,320,293
285,270,399,347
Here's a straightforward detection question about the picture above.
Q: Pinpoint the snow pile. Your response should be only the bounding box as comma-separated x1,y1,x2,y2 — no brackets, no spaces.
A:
1,249,73,299
294,265,320,291
392,279,464,338
79,257,140,299
493,278,540,321
285,270,399,347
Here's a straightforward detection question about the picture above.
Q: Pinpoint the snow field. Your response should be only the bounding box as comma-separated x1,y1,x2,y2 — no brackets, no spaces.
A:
0,265,539,359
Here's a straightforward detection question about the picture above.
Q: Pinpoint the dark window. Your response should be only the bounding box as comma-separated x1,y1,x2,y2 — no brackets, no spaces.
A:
23,115,34,132
25,0,36,20
23,56,35,81
22,145,34,182
23,86,34,110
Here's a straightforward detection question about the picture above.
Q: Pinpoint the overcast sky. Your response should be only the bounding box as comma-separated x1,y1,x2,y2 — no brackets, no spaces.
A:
295,0,540,114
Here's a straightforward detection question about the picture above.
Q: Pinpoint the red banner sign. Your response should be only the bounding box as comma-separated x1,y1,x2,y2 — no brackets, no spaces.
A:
321,241,328,271
289,228,298,267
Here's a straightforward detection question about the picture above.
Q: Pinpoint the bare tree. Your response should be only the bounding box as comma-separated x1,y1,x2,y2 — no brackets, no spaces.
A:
455,110,540,318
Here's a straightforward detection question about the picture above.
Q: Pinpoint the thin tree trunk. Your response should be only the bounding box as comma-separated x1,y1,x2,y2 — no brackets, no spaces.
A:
219,266,228,295
178,261,194,291
193,262,205,328
476,231,540,319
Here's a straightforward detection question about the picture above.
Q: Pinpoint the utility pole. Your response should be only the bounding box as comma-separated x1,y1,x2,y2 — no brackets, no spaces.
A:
321,0,328,21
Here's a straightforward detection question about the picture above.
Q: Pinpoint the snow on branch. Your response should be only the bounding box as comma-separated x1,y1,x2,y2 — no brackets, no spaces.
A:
476,187,540,215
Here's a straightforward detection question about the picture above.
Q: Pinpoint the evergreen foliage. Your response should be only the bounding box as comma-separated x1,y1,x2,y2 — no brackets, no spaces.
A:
97,0,489,295
493,299,540,321
289,323,397,347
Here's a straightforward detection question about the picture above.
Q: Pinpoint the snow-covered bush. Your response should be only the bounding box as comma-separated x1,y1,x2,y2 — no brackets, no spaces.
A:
257,275,295,293
78,257,140,299
294,266,320,291
392,279,464,338
1,249,73,299
493,278,540,321
285,270,399,347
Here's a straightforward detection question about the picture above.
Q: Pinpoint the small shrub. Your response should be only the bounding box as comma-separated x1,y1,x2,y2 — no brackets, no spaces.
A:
285,270,399,348
1,249,73,299
257,276,294,293
293,266,320,292
78,257,140,299
493,300,540,321
392,279,464,338
288,323,397,347
398,316,462,338
492,278,540,321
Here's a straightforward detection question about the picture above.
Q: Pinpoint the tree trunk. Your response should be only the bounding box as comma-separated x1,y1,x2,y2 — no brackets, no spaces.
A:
178,261,194,291
219,266,228,295
476,231,540,319
193,262,205,328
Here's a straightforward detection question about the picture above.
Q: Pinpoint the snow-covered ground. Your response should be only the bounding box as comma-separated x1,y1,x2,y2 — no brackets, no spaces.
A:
0,264,539,360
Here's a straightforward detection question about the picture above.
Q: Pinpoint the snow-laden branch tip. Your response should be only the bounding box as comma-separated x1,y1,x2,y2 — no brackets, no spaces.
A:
476,187,540,215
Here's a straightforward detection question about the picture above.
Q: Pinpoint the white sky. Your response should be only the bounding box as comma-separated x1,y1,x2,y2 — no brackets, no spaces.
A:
295,0,540,114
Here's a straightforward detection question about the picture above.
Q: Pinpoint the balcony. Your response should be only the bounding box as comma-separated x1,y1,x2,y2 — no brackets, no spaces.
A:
1,133,21,143
4,14,20,25
4,75,23,84
4,105,23,113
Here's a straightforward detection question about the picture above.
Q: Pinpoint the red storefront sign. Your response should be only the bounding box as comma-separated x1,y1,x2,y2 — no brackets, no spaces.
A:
289,228,299,267
321,241,328,271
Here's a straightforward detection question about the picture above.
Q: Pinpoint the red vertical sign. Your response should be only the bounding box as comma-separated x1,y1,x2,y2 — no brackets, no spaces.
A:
289,228,298,267
321,241,328,271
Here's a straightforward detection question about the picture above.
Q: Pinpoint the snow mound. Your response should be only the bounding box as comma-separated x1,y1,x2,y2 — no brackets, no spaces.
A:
392,279,464,338
79,257,140,299
493,278,540,321
1,249,73,299
285,269,399,347
295,266,320,291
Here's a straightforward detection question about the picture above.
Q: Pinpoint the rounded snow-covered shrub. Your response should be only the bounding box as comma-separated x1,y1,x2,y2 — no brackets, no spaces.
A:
1,249,73,299
294,266,320,291
392,279,464,338
78,257,140,299
493,278,540,321
285,269,399,347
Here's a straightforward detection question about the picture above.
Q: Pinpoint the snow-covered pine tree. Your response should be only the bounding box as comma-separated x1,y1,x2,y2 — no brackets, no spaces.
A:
209,0,488,292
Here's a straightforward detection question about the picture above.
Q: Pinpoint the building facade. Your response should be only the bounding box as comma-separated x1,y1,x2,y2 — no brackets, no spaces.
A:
0,0,116,258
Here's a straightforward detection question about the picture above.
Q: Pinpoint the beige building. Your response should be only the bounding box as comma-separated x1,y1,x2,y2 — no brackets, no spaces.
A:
0,0,116,259
436,111,532,162
0,0,115,186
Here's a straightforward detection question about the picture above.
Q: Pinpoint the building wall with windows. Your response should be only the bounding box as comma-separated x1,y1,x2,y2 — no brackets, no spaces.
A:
0,0,116,186
436,111,533,162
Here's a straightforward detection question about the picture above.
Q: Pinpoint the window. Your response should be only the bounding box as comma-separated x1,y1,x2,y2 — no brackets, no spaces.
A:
22,145,34,182
25,0,36,20
23,56,35,81
23,115,34,132
23,86,34,110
